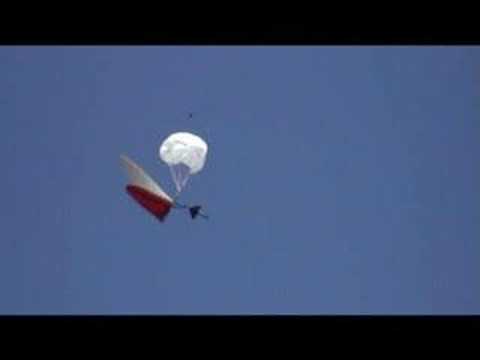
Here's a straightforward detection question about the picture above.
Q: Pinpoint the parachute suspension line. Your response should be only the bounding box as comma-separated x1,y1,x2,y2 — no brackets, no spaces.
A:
169,165,179,195
180,164,190,189
169,165,182,195
173,200,188,209
169,163,191,196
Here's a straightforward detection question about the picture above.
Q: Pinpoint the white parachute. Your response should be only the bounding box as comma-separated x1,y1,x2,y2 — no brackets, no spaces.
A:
159,132,208,195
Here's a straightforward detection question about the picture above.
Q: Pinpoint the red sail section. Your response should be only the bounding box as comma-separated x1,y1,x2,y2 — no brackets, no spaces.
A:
126,185,173,221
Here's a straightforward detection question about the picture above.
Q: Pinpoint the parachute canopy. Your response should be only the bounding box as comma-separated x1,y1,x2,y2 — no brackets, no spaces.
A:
120,155,173,221
159,132,208,194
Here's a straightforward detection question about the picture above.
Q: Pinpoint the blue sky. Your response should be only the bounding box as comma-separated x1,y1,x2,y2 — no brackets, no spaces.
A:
0,46,478,314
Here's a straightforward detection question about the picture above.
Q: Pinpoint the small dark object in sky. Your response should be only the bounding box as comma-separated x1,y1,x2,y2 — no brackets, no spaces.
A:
189,205,201,219
189,205,208,220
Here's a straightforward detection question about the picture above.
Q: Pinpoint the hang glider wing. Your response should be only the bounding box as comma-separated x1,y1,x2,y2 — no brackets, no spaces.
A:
120,155,174,222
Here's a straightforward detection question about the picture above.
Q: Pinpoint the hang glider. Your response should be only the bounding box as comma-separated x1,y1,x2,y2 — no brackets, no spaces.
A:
121,131,209,222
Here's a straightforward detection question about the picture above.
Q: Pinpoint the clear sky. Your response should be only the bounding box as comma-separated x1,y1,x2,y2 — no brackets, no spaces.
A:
1,46,478,314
